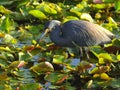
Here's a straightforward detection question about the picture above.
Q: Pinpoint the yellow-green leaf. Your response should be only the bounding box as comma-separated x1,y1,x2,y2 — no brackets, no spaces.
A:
90,66,110,74
9,61,26,69
3,34,17,44
93,73,111,80
93,73,100,78
98,53,115,63
30,61,54,74
80,13,94,22
63,16,79,23
99,58,105,64
0,72,9,80
29,10,47,19
20,83,42,90
44,4,57,14
53,55,65,64
117,54,120,60
45,72,68,84
0,5,11,14
100,73,111,80
114,0,120,11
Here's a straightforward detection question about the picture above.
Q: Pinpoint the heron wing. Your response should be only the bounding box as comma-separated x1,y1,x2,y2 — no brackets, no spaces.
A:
61,20,114,46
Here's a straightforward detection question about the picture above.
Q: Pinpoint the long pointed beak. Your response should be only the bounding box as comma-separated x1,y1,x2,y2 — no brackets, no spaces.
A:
40,28,49,42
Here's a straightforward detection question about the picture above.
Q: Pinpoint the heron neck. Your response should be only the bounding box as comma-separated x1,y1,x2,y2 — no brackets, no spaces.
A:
50,26,73,47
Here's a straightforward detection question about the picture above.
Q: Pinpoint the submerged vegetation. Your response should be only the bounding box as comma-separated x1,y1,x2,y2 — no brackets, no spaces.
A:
0,0,120,89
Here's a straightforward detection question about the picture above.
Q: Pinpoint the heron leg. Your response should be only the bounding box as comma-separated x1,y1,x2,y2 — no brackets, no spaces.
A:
79,47,83,61
72,41,84,61
84,47,90,60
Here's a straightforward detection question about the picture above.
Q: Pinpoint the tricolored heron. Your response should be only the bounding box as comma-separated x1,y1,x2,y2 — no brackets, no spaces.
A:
40,20,115,60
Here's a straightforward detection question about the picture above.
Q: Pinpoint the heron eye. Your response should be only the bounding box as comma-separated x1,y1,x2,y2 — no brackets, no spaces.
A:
49,26,55,31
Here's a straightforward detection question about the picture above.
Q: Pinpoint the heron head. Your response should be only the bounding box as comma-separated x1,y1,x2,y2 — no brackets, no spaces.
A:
40,20,61,41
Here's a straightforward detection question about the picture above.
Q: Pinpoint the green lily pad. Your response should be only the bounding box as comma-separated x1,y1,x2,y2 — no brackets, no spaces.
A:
29,10,47,19
30,61,54,74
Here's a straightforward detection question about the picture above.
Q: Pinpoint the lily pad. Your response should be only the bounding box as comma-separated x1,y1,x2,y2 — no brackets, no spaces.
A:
29,10,47,19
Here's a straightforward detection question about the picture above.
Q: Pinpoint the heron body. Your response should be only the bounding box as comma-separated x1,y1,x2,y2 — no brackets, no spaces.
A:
42,20,115,60
43,20,114,47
